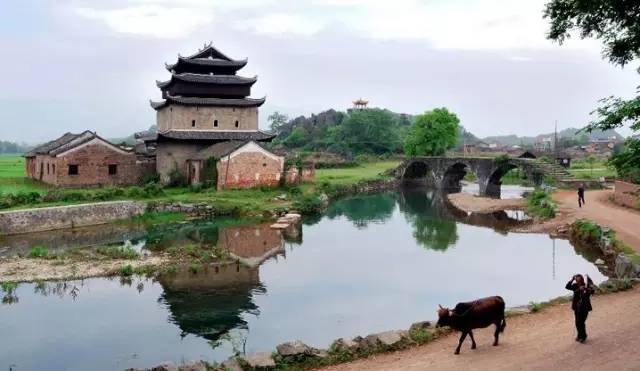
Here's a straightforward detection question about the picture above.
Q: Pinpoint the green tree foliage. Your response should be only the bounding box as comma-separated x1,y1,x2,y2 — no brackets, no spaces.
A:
404,108,460,156
330,108,401,155
283,127,309,148
267,111,289,133
544,0,640,182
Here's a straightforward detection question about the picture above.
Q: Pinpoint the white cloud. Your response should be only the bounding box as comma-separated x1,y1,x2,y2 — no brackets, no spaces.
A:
74,4,213,39
238,13,325,37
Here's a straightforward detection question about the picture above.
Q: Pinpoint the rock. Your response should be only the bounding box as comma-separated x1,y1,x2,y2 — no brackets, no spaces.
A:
270,223,290,229
409,321,432,333
276,340,315,357
595,258,605,265
243,352,275,369
376,330,408,347
363,330,408,348
319,193,329,205
314,349,330,359
178,361,207,371
125,368,150,371
508,306,532,315
151,363,178,371
284,213,302,222
615,254,640,278
330,337,359,352
275,194,287,200
220,358,243,371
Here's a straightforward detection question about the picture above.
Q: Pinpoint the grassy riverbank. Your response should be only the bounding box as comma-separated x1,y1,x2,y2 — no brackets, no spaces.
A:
0,159,400,213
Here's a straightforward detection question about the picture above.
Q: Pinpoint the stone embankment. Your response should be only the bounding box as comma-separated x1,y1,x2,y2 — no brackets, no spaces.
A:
0,201,146,235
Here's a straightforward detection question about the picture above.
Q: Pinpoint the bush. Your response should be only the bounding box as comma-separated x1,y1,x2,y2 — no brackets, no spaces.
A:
167,167,188,187
119,264,134,276
526,189,556,219
140,173,160,185
126,186,144,198
27,246,49,258
96,245,139,260
142,182,164,197
293,194,325,215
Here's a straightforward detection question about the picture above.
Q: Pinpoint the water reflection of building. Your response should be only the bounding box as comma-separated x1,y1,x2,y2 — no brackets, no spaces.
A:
155,222,301,343
157,263,264,341
218,223,287,267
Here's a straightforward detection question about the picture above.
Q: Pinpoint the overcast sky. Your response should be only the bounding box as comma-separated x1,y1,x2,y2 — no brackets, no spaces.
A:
0,0,637,143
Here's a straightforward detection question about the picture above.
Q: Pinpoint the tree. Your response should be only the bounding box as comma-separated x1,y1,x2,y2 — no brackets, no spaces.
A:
404,108,460,156
267,111,289,134
331,108,400,155
544,0,640,182
283,127,308,148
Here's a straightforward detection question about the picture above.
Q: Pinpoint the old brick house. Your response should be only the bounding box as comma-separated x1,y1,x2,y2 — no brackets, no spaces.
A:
146,43,283,188
24,131,148,187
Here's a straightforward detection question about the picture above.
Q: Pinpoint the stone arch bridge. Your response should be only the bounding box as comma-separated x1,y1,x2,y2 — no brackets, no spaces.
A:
392,156,560,197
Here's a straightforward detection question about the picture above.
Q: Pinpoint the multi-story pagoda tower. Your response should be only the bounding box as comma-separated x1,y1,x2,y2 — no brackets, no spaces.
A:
149,43,275,183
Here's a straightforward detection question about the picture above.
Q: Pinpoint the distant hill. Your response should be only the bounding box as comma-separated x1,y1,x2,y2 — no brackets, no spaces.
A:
482,128,624,146
110,125,156,145
0,141,32,155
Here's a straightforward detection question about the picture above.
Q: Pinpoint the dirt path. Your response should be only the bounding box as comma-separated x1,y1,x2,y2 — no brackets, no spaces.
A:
554,189,640,252
322,287,640,371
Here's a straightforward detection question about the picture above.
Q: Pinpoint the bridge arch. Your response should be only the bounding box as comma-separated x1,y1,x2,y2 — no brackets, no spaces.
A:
397,156,546,197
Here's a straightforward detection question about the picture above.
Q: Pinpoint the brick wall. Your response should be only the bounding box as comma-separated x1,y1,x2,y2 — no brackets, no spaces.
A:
157,105,258,132
216,147,284,190
614,180,640,209
54,142,139,187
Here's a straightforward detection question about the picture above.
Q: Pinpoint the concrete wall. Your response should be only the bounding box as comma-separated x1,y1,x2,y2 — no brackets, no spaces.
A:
157,105,258,132
614,180,640,209
216,143,284,190
0,201,146,235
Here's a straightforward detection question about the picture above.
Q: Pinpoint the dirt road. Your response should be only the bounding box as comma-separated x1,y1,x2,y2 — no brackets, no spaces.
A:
322,286,640,371
554,189,640,252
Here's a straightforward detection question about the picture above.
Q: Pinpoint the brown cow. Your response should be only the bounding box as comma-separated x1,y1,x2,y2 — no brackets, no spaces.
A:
436,296,506,354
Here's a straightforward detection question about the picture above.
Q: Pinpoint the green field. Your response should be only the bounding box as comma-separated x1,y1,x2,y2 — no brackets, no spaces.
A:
315,161,399,185
0,155,49,194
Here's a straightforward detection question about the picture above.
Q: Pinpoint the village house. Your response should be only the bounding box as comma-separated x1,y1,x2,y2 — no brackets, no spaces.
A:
24,131,153,187
144,43,286,189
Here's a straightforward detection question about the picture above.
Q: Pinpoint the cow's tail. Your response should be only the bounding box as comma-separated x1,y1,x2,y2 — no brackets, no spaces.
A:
500,318,506,333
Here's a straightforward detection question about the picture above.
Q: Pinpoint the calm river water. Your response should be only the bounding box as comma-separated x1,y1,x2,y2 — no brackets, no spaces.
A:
0,189,606,371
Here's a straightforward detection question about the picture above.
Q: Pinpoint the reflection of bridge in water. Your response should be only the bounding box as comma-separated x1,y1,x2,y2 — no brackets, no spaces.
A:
392,156,552,198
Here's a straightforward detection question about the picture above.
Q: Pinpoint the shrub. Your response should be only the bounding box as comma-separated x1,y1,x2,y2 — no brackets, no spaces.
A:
167,166,188,187
140,173,160,185
126,186,144,198
526,189,556,219
27,246,49,258
529,301,542,313
119,264,134,276
142,182,164,197
293,194,325,215
96,245,139,260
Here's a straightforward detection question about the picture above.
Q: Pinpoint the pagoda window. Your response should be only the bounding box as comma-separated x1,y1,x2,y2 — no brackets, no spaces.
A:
192,119,196,127
214,119,218,127
47,163,50,174
52,164,55,174
68,165,79,176
235,120,239,128
108,164,118,175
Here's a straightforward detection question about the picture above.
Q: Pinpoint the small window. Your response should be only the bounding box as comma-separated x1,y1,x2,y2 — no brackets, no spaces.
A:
68,165,79,175
108,164,118,175
214,119,218,127
47,163,50,174
263,163,267,167
235,120,239,128
191,119,196,127
170,107,173,112
52,164,55,173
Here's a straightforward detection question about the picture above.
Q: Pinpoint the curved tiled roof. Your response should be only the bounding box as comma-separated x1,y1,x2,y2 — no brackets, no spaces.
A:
165,57,247,71
25,131,130,157
157,130,275,142
150,95,266,110
156,73,257,88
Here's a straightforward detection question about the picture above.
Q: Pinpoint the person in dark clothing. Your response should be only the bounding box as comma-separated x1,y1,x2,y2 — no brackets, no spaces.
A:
578,184,586,207
565,274,595,342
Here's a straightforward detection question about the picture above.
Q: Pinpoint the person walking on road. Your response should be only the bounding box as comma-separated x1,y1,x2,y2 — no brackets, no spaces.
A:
565,274,595,343
577,183,586,208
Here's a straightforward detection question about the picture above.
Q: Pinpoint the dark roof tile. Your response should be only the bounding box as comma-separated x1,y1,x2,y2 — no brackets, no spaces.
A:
157,130,275,142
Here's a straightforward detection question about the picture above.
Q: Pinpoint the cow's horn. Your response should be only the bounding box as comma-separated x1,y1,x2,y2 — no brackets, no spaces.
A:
438,304,444,310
